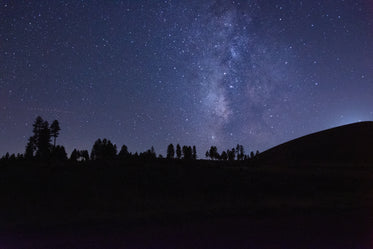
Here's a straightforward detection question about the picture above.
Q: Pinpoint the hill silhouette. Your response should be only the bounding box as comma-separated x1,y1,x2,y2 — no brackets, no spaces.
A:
257,121,373,164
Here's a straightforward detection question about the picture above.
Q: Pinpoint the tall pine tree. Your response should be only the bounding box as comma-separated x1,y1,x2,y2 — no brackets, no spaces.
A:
50,120,61,148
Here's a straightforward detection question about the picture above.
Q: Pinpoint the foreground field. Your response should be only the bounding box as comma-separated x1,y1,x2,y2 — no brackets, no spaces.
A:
1,160,373,248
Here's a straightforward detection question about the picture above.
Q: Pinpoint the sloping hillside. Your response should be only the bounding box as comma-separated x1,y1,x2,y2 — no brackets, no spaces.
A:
257,121,373,164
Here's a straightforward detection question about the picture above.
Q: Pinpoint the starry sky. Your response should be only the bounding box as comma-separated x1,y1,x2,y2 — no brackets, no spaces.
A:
1,0,373,157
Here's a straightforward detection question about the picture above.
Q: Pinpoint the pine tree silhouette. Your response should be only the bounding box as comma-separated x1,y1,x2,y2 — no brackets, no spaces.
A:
176,144,181,159
119,145,130,160
208,146,219,160
91,138,117,160
27,116,52,161
167,144,175,159
50,120,61,148
70,149,79,162
221,151,228,160
192,145,197,160
25,136,36,160
182,146,192,160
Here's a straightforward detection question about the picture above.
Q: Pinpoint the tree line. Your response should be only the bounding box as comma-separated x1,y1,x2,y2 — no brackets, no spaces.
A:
205,145,259,161
0,116,259,163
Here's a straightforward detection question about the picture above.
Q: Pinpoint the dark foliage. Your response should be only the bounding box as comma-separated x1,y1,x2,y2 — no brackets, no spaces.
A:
192,145,197,160
50,120,61,148
34,118,51,160
220,151,228,161
23,116,64,162
118,145,130,160
207,146,219,160
182,146,193,160
167,144,175,159
51,145,68,161
227,149,235,161
176,144,182,159
139,146,156,161
236,144,245,160
90,138,117,161
25,136,36,160
70,149,89,162
250,151,255,159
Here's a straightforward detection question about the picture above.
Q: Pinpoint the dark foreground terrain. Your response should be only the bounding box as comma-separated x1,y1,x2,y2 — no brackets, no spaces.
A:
1,160,373,248
258,121,373,164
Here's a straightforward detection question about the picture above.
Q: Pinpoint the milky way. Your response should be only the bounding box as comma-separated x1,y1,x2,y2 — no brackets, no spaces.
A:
184,1,299,148
1,0,373,157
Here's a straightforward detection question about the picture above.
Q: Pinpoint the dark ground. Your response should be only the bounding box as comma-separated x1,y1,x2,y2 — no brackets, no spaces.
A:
1,160,373,248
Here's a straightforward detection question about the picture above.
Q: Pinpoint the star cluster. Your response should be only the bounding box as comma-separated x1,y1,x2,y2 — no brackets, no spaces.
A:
1,0,373,156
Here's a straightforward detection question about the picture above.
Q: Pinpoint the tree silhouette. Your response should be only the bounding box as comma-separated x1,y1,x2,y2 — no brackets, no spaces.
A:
192,145,197,160
250,151,255,159
91,139,102,160
133,152,139,160
25,136,36,160
176,144,181,159
235,144,244,160
139,146,156,160
234,144,245,160
32,116,44,136
80,150,89,161
23,117,65,161
16,116,265,164
208,146,219,160
167,144,175,159
70,149,79,162
51,145,67,161
91,138,117,160
118,145,130,160
16,153,24,160
37,120,51,160
69,149,88,162
28,116,52,161
232,148,236,160
182,145,193,160
221,151,228,160
227,149,235,161
236,144,240,159
50,120,61,148
27,116,42,159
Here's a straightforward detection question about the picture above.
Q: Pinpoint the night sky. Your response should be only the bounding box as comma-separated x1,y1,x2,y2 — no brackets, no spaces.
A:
1,0,373,157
